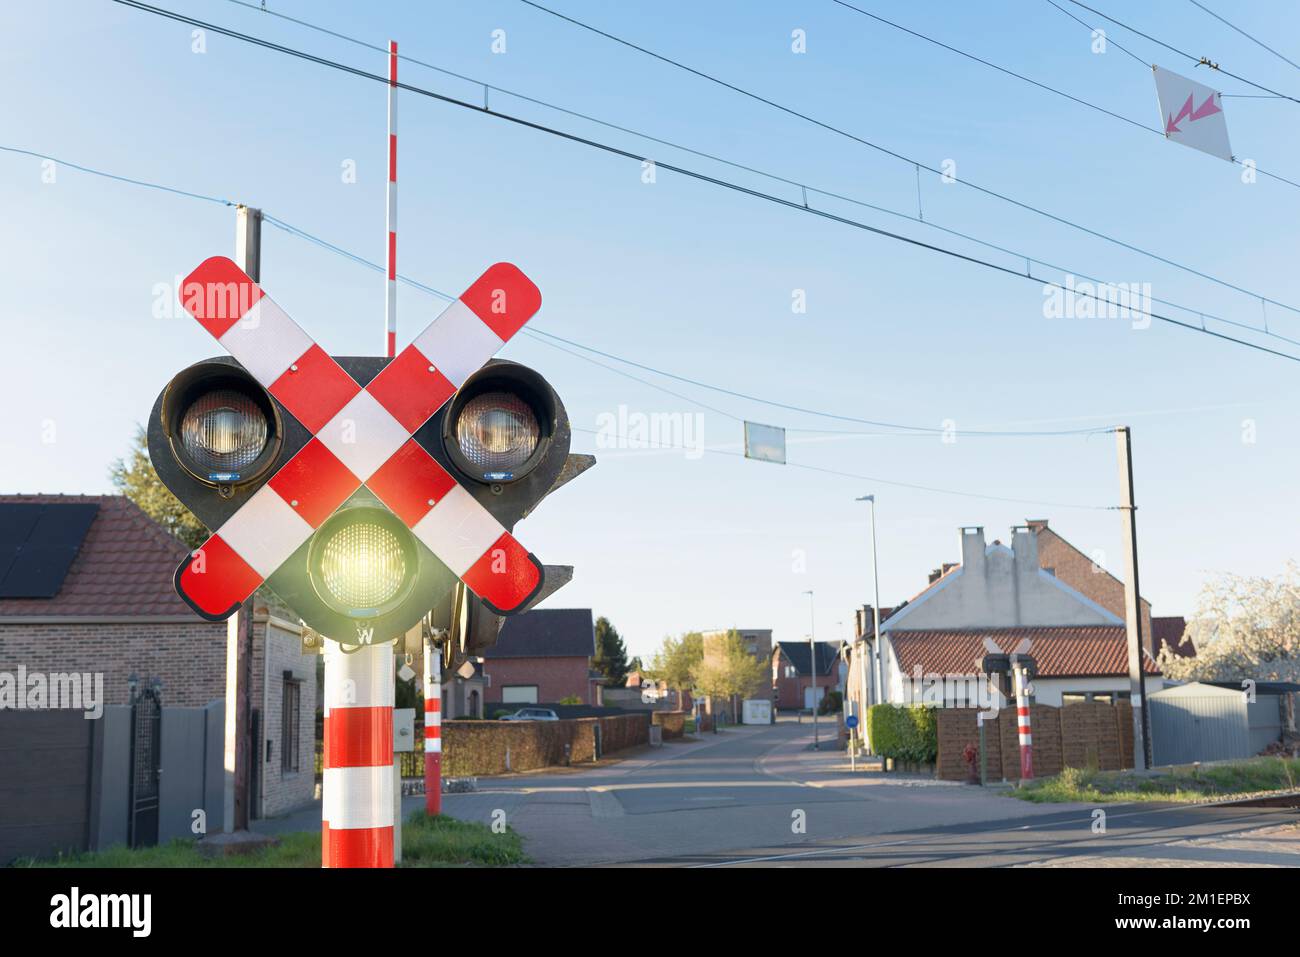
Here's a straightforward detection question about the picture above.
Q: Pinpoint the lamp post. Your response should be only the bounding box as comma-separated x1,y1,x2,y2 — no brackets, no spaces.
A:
803,590,817,750
856,494,883,754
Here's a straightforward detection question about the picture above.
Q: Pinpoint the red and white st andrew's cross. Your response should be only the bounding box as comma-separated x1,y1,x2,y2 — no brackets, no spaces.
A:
174,256,545,620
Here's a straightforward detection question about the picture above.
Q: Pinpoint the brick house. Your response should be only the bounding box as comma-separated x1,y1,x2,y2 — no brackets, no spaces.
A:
703,629,773,662
480,608,599,708
0,494,315,819
772,641,843,711
1026,519,1184,660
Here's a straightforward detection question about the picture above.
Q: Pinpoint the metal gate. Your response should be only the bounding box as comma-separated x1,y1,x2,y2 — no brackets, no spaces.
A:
127,686,162,848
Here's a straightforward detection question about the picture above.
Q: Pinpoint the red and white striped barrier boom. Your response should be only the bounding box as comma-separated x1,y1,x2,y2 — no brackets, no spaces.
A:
424,637,442,815
385,40,398,358
323,640,395,867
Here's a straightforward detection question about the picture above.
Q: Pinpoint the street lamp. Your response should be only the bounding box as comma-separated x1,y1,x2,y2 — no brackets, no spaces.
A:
855,494,883,754
803,589,817,750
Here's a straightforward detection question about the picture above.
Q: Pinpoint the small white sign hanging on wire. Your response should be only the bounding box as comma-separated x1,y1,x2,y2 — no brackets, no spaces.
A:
744,421,786,464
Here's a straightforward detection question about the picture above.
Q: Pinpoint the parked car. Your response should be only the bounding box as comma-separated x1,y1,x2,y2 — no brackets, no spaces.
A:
499,707,560,721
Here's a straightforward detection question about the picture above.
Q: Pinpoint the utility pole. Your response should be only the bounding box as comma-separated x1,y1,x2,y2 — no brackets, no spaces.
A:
1116,426,1152,770
804,590,817,750
225,204,261,835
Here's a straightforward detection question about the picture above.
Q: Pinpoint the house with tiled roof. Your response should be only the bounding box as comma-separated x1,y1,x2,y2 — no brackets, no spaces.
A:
480,608,600,707
0,494,315,823
772,640,843,711
869,524,1163,708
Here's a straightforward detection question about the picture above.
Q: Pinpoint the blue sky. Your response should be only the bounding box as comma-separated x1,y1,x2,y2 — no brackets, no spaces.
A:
2,0,1298,661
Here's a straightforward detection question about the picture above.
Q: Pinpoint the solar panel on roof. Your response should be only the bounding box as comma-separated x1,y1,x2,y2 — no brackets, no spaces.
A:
0,503,99,599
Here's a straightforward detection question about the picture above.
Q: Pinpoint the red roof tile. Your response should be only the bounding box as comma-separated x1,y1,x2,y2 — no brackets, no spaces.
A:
0,494,200,619
889,625,1160,678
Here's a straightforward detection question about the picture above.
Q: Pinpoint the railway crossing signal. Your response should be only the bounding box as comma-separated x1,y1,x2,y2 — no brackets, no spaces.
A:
148,256,582,646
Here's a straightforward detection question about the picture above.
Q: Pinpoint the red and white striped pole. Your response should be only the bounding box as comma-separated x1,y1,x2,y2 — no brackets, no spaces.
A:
1013,662,1034,781
384,39,398,358
322,641,395,868
423,635,442,815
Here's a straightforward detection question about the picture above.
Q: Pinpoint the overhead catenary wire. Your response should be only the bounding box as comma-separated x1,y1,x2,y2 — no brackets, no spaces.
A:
513,0,1300,310
264,211,1118,436
91,2,1300,365
1063,0,1300,103
256,221,1271,442
0,144,1115,508
1185,0,1300,73
830,0,1300,190
569,428,1115,512
0,141,1208,438
217,0,1300,348
831,0,1156,134
1041,0,1148,66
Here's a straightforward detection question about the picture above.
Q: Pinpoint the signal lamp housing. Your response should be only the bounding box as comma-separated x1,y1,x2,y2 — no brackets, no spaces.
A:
307,505,419,619
443,363,556,484
156,359,284,491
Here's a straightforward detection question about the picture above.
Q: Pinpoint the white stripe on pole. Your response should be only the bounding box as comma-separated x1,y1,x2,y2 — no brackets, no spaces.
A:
323,640,397,709
323,766,396,829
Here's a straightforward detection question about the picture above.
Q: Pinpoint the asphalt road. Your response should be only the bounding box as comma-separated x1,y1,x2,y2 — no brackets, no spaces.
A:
435,719,1299,867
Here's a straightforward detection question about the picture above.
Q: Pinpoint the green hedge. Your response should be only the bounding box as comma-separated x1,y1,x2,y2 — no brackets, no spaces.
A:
866,704,937,764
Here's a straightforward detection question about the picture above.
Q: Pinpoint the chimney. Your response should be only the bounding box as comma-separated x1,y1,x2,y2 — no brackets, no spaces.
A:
959,526,986,574
928,562,960,584
1011,524,1039,574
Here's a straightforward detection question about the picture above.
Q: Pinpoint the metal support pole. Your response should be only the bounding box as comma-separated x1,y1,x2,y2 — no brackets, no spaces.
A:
805,590,817,750
857,636,870,751
1013,663,1034,781
978,707,988,787
222,205,261,835
322,641,395,868
1116,426,1152,770
855,495,884,754
423,633,442,815
221,604,254,832
868,497,883,714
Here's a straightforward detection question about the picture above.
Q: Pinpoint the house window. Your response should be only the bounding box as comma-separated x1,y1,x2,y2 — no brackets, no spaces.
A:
1062,693,1088,706
502,685,539,704
281,674,302,773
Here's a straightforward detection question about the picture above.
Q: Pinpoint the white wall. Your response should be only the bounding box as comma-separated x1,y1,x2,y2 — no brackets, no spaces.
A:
875,527,1147,708
1030,676,1164,707
881,527,1122,632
